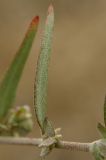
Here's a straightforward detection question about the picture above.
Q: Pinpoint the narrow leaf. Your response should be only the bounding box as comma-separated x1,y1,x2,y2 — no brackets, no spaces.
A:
43,118,55,137
98,123,106,138
0,16,39,119
104,96,106,126
34,5,54,134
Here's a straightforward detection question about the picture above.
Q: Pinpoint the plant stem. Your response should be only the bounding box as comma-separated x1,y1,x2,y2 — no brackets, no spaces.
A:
56,141,90,152
0,136,91,152
0,137,42,146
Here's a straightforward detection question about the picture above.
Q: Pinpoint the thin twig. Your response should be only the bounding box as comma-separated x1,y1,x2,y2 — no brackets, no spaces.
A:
0,136,91,152
0,137,42,146
56,141,90,152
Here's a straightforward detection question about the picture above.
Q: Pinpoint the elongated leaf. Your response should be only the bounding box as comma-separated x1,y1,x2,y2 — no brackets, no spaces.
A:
104,96,106,126
0,16,39,119
34,5,54,134
98,123,106,138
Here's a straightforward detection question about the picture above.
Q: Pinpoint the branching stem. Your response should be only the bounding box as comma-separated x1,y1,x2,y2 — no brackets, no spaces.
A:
0,136,92,152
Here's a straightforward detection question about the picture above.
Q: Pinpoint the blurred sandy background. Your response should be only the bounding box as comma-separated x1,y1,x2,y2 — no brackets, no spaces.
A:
0,0,106,160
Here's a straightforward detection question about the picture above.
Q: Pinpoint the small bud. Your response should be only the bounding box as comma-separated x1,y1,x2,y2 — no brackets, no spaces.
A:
7,105,33,136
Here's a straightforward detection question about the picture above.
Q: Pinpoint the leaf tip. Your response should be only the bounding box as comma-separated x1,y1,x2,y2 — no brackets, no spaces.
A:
48,4,54,15
31,16,39,26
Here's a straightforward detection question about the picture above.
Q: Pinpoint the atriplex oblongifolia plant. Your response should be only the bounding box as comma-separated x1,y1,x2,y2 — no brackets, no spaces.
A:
0,4,106,160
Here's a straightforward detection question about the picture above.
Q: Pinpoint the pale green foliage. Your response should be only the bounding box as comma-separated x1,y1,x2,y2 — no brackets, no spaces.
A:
104,96,106,126
98,123,106,139
90,139,106,160
96,96,106,160
34,5,57,158
98,96,106,139
34,5,55,136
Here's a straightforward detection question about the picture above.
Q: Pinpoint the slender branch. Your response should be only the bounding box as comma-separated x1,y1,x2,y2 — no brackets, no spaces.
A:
0,136,91,152
0,137,42,146
56,141,90,152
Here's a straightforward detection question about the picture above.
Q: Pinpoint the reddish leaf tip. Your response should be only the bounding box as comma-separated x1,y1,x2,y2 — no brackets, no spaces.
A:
30,16,39,27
